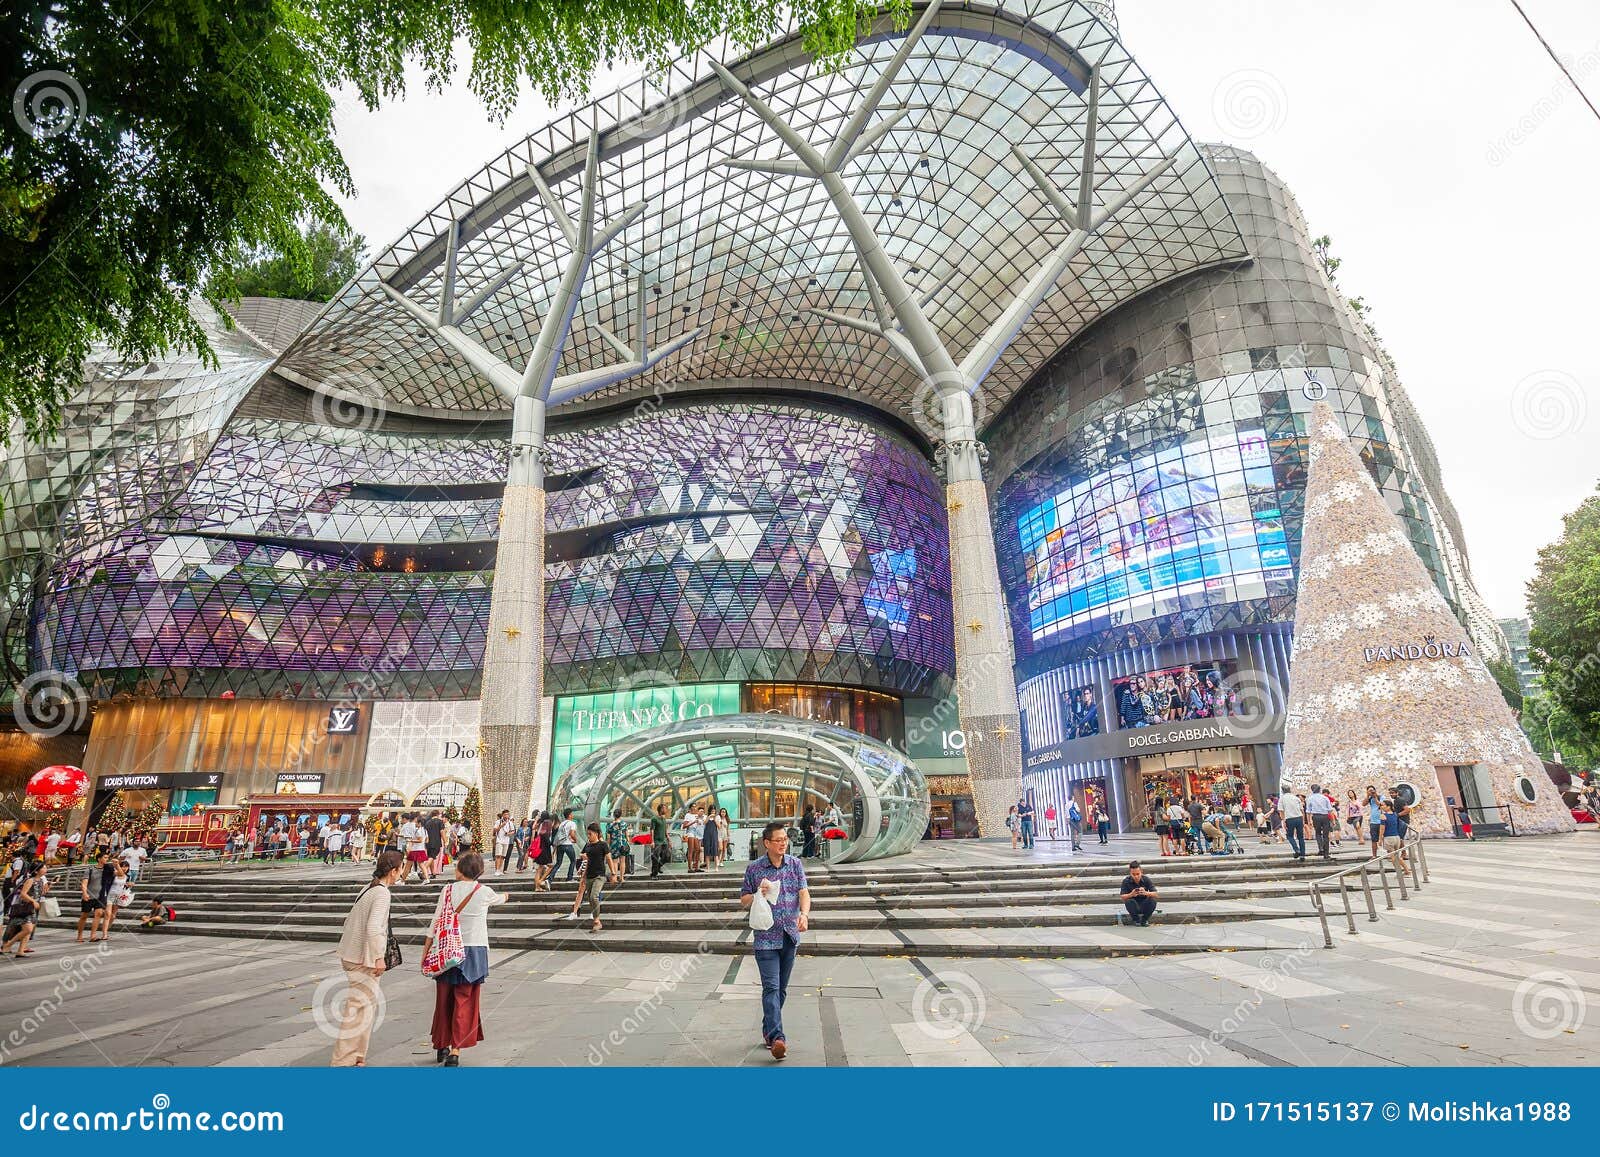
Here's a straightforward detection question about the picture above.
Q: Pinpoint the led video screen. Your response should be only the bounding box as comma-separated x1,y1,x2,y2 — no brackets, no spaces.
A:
1112,662,1238,730
1017,426,1291,641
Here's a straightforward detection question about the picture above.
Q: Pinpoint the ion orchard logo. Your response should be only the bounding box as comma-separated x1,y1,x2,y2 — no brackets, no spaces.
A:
310,971,386,1042
1210,69,1287,141
910,971,988,1042
1509,369,1587,440
1511,970,1586,1040
13,70,86,139
12,670,90,738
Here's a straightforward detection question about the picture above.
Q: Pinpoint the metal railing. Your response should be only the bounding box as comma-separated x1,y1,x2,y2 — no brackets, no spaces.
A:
1308,832,1431,948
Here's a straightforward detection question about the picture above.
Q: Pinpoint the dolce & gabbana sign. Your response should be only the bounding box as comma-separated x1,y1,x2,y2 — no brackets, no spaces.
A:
1127,722,1235,750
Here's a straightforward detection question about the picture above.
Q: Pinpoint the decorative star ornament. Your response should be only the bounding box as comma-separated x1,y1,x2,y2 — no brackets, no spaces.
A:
947,499,964,513
966,619,983,634
993,722,1013,741
503,626,521,639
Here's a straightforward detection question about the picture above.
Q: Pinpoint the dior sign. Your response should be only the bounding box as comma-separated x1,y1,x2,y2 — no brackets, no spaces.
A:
1364,639,1472,664
441,740,480,761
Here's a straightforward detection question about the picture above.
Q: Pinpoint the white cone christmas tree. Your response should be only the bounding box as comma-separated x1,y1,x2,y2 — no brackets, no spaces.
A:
1280,403,1573,836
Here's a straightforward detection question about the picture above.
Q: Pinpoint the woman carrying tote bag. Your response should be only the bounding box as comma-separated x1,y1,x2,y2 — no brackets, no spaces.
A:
422,851,507,1066
331,851,404,1066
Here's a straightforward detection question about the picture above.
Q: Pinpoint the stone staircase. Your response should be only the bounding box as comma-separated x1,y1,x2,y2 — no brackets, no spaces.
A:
123,846,1379,959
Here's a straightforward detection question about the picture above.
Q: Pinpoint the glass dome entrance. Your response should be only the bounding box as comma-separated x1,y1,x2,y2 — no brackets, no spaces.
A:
549,713,930,862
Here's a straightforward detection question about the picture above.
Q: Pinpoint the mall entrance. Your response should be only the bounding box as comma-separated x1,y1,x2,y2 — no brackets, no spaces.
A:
1124,747,1260,825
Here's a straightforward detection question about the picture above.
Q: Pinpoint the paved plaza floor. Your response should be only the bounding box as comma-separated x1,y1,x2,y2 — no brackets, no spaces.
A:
3,833,1596,1067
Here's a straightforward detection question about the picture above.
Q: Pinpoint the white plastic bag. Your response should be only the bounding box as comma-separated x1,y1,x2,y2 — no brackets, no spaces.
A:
748,889,774,931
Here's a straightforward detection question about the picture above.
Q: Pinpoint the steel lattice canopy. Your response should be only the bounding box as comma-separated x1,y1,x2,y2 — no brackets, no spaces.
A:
270,0,1249,423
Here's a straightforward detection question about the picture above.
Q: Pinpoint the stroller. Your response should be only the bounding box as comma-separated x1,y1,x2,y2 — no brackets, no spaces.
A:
1206,816,1243,855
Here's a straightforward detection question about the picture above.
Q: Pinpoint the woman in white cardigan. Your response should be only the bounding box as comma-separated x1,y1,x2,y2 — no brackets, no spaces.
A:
331,851,404,1066
424,850,508,1066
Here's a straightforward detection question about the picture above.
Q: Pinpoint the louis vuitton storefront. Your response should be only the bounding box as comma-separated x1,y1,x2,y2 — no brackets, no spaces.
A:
81,698,373,827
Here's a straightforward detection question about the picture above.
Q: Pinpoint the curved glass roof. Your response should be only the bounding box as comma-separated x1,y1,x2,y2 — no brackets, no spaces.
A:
550,712,930,862
271,0,1246,424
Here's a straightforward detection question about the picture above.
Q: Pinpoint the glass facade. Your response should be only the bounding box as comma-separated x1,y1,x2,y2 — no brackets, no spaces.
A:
550,713,928,862
32,396,953,703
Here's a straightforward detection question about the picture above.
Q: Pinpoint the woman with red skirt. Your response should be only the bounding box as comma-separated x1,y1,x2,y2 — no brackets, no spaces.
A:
423,851,507,1066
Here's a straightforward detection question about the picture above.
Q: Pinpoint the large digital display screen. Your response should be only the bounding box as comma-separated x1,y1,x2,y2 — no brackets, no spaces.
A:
1113,662,1237,729
1017,426,1291,641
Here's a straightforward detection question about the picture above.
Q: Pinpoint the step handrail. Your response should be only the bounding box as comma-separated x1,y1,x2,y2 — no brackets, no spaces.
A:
1307,831,1430,948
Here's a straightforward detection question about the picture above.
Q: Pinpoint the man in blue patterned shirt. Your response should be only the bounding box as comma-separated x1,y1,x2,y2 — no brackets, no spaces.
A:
740,821,811,1060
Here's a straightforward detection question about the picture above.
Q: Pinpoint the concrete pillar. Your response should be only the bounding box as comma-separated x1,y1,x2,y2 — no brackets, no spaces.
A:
942,392,1023,838
478,397,546,830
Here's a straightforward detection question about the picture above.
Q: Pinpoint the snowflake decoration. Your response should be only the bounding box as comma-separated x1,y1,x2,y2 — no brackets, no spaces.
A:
1361,673,1395,701
1308,443,1323,465
1351,747,1385,775
1394,666,1428,695
1305,557,1335,581
1364,532,1399,556
1433,663,1464,688
1334,542,1368,567
1329,683,1362,712
1318,614,1350,640
1329,481,1364,504
1351,601,1386,628
1386,591,1419,615
1318,420,1346,441
1388,741,1424,769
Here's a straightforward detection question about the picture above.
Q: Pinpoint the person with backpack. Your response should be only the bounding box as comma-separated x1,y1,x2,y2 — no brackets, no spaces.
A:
1095,804,1111,845
531,812,556,890
423,852,508,1066
1,861,50,957
1066,798,1083,852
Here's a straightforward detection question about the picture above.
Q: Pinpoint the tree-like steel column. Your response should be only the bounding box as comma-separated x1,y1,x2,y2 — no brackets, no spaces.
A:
708,0,1177,836
382,130,701,827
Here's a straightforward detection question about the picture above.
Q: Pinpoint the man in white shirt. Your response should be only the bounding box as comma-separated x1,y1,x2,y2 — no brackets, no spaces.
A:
44,830,62,863
324,825,345,865
554,811,579,882
1305,783,1335,862
1279,788,1307,861
120,843,148,882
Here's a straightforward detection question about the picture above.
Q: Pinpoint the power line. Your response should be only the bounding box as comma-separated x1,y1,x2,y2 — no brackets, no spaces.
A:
1508,0,1600,126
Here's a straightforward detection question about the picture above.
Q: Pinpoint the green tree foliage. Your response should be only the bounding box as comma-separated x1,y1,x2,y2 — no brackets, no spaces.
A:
2,0,906,437
225,218,367,302
1485,655,1523,713
1526,488,1600,736
1519,692,1600,768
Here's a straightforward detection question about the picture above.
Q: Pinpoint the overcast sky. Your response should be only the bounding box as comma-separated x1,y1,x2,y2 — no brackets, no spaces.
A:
329,0,1600,620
